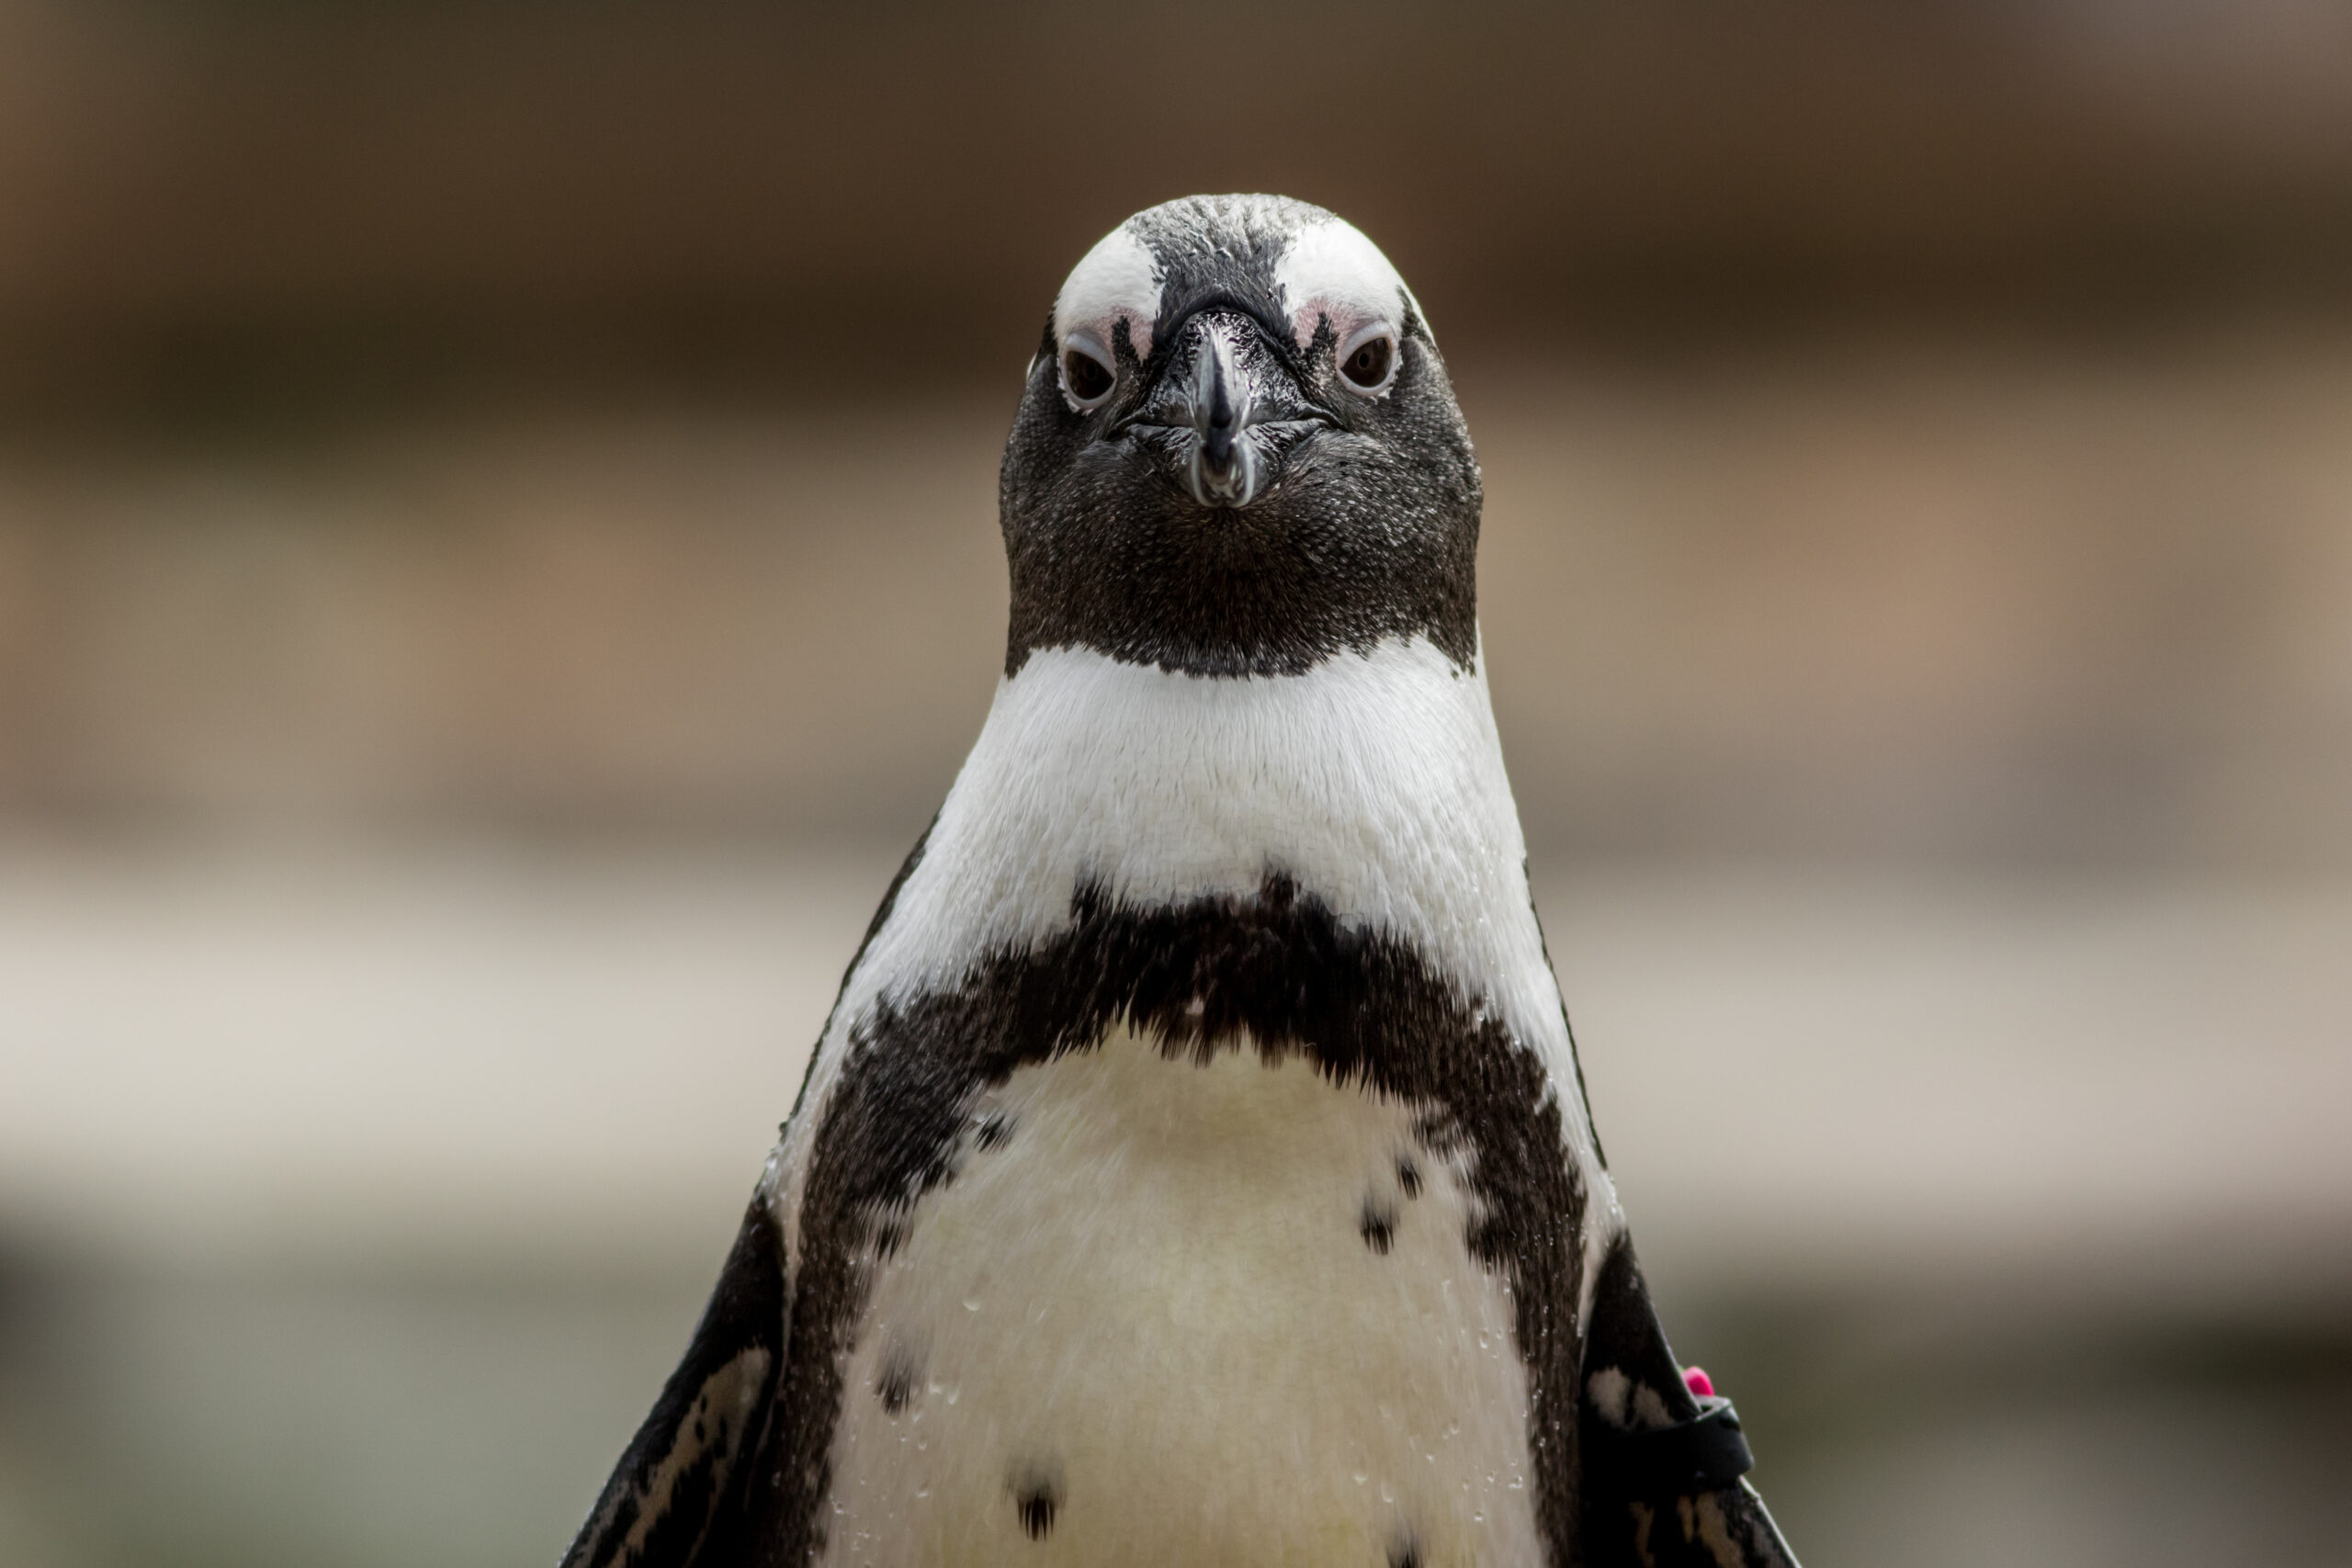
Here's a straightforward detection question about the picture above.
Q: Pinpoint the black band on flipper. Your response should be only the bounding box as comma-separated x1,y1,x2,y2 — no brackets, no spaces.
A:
1579,1235,1799,1566
1585,1395,1754,1499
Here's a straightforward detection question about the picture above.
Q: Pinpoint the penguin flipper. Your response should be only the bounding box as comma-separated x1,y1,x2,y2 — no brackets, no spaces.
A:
560,1200,786,1568
1580,1234,1802,1568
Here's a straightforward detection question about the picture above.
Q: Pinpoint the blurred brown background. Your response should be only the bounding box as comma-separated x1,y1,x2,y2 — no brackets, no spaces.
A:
1,4,2348,1566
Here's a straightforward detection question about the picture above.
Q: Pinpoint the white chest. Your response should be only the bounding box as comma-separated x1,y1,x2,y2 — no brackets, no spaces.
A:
820,1027,1541,1568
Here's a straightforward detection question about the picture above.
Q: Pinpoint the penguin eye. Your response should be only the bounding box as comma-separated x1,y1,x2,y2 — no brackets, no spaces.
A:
1060,337,1115,409
1336,326,1397,396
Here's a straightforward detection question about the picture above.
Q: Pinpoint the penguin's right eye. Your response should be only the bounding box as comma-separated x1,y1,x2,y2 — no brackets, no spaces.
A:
1336,324,1398,396
1060,341,1115,409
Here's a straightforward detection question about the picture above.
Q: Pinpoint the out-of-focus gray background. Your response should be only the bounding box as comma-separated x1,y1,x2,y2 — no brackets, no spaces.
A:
2,3,2348,1564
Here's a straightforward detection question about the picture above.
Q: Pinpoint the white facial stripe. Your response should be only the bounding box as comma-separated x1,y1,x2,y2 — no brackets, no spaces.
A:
1053,224,1162,362
1274,217,1421,350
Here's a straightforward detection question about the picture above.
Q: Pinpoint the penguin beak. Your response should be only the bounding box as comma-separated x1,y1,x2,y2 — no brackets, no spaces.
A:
1120,309,1331,511
1187,326,1256,507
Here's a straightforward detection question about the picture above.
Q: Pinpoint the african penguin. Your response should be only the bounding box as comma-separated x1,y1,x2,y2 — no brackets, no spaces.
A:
562,195,1801,1568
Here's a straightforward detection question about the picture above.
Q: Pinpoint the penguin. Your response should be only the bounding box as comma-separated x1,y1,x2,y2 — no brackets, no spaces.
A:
560,195,1801,1568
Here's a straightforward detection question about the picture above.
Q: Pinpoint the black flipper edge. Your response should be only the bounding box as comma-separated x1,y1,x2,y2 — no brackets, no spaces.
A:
561,1199,787,1568
1579,1232,1801,1568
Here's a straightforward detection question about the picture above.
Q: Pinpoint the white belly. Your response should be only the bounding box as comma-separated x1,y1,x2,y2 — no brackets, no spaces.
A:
820,1027,1541,1567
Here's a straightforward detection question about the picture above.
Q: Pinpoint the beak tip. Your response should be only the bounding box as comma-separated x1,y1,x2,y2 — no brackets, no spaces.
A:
1187,438,1259,509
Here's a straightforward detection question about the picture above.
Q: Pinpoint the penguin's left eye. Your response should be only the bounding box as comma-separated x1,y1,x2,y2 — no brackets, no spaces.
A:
1337,325,1397,396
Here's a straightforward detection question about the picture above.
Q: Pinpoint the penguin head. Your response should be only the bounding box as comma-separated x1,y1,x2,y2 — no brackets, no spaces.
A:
1001,195,1480,678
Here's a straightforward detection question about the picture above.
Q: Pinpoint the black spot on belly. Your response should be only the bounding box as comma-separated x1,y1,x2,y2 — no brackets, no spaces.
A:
1388,1529,1422,1568
1361,1197,1399,1255
975,1111,1016,1151
1013,1474,1060,1540
1396,1156,1422,1199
